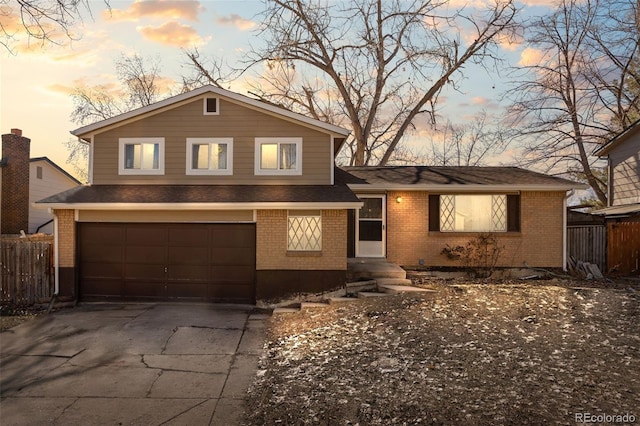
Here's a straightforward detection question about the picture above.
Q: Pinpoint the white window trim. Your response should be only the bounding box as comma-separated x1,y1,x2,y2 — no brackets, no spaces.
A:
186,137,233,176
254,137,302,176
118,137,165,175
203,97,220,115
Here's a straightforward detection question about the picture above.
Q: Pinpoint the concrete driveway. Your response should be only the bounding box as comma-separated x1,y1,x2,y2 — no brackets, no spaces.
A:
0,303,268,425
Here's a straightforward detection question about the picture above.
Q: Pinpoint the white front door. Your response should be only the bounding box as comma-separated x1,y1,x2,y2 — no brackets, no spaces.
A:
356,195,386,257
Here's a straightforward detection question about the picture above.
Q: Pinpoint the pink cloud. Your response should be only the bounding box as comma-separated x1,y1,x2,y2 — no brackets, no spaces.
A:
137,21,207,47
216,14,256,31
105,0,202,22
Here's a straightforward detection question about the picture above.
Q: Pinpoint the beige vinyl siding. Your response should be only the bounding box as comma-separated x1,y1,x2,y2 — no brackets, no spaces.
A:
608,136,640,206
91,96,332,185
77,209,254,223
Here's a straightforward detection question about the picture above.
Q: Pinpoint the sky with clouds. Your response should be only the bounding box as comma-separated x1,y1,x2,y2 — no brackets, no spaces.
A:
0,0,556,178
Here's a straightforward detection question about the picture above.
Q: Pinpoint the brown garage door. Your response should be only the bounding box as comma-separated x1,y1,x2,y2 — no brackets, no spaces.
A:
78,223,256,303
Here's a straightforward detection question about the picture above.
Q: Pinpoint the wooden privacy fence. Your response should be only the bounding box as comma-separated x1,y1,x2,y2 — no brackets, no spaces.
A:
608,222,640,275
1,237,54,306
567,225,607,273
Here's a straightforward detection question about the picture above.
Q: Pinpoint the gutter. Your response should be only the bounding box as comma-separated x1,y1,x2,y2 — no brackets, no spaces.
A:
563,190,573,272
346,184,587,192
50,208,59,297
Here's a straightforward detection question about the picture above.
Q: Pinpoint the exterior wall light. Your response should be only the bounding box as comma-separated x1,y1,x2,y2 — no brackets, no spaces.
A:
396,196,403,203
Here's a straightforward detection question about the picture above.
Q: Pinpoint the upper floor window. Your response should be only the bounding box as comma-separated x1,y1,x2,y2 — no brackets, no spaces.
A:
255,137,302,175
203,97,219,115
118,137,164,175
186,138,233,175
429,194,520,233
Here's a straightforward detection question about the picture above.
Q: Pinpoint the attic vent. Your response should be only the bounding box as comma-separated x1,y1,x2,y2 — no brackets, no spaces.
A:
204,97,219,115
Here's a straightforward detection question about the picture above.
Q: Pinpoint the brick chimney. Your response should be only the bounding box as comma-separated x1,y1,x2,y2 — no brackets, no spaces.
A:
1,129,31,234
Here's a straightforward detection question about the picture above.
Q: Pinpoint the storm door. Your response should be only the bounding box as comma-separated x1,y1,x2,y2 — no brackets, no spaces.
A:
356,195,386,257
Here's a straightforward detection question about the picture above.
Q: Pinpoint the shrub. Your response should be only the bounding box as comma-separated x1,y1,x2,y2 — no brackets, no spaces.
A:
440,233,504,278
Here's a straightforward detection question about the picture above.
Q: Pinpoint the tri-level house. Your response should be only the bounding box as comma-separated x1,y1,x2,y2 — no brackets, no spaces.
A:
37,85,583,304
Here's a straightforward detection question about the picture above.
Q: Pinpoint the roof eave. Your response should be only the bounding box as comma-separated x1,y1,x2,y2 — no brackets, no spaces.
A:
71,85,350,139
35,201,363,210
346,183,586,192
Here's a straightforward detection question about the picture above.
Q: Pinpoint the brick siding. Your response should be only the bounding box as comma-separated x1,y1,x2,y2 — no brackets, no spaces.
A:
256,209,347,270
386,191,565,268
54,209,76,268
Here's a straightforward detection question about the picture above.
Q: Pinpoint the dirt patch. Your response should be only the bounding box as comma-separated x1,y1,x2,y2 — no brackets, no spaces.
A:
245,280,640,425
0,305,45,332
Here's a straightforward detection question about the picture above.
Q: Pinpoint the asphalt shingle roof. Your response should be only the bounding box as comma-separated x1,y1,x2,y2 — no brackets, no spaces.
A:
36,183,361,205
337,166,581,187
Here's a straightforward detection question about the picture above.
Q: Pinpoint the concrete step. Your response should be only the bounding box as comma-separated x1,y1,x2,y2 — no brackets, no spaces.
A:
357,291,389,298
347,259,407,280
328,296,357,304
273,307,300,314
300,302,330,309
346,280,377,294
379,284,436,295
375,278,413,287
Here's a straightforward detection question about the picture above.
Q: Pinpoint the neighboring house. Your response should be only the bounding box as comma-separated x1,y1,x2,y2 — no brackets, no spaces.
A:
29,157,82,233
1,129,80,235
593,120,640,274
593,119,640,220
36,85,583,304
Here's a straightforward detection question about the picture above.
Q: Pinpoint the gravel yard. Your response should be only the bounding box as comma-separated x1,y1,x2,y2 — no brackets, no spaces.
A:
245,279,640,425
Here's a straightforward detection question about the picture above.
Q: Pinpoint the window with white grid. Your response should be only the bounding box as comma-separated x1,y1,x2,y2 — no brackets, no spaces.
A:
287,211,322,251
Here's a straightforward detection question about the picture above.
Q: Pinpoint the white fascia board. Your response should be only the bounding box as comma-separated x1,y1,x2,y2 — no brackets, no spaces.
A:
347,183,587,192
35,201,363,210
71,85,350,138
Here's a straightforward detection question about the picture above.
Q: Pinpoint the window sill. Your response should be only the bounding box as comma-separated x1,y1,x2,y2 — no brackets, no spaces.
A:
286,251,323,257
429,231,521,237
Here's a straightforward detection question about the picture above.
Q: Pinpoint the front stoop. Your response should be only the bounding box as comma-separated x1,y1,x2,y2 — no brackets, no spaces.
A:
347,258,407,281
270,259,434,314
378,285,436,295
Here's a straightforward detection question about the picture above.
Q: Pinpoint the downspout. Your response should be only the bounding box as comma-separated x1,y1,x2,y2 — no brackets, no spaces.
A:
46,208,59,314
563,190,573,272
51,208,59,296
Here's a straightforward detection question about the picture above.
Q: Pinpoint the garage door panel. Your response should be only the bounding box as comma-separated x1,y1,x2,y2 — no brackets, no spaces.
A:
81,245,123,263
210,247,255,265
80,262,123,279
169,227,209,246
168,246,209,265
211,227,255,248
166,283,207,299
125,246,167,263
125,264,166,280
125,227,167,245
82,279,123,297
80,224,125,245
167,265,209,281
80,222,255,303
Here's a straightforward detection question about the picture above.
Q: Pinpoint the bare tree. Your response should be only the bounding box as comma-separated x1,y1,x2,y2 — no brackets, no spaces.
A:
186,0,519,166
71,53,168,125
67,53,178,180
426,111,509,166
1,0,110,52
505,0,638,204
